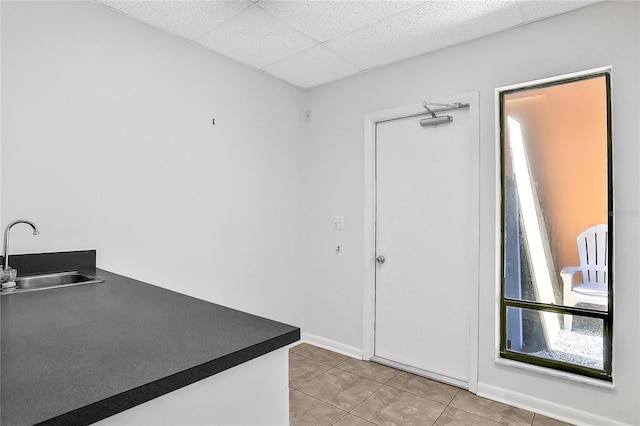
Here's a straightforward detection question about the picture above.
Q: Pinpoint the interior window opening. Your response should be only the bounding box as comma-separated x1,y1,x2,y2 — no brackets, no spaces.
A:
499,71,612,381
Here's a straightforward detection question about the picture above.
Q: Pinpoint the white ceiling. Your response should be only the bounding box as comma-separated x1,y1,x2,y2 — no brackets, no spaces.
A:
96,0,600,89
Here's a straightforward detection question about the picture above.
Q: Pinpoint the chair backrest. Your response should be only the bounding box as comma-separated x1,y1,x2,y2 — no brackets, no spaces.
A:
577,224,608,284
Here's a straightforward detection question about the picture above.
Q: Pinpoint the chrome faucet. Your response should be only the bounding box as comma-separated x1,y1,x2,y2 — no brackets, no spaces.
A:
2,219,39,282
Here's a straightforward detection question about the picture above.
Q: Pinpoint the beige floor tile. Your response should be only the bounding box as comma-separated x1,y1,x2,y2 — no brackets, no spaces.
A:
290,352,332,389
303,347,350,367
387,371,460,404
334,414,376,426
290,390,346,426
351,385,447,426
533,414,574,426
337,358,400,383
290,342,311,353
435,406,503,426
298,368,382,411
449,391,534,426
295,343,323,357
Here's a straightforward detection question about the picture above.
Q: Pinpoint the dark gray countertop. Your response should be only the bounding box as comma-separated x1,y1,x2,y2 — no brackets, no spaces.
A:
1,269,299,425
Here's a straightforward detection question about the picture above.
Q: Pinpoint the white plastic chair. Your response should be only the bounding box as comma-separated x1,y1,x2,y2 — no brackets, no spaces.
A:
562,224,609,330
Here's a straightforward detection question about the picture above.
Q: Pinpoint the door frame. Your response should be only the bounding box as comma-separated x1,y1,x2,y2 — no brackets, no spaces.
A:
362,92,480,393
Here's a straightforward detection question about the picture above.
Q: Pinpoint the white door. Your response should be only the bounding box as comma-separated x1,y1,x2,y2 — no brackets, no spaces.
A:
374,97,476,387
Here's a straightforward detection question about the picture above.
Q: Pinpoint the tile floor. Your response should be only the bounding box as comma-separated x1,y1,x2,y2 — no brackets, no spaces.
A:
289,343,573,426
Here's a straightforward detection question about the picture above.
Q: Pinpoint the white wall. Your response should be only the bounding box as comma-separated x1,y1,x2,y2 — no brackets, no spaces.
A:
3,1,639,424
1,0,307,325
303,1,639,424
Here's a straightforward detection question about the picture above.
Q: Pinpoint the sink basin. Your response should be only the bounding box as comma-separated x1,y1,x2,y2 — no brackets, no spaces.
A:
0,271,104,295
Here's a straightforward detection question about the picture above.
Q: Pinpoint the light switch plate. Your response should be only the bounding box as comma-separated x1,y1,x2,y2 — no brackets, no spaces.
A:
332,216,344,230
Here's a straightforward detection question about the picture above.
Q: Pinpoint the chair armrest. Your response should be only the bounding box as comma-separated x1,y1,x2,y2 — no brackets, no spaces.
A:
561,266,581,274
561,266,581,289
561,266,581,307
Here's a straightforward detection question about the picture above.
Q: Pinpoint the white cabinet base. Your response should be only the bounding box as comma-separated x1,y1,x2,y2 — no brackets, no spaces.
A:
96,347,289,425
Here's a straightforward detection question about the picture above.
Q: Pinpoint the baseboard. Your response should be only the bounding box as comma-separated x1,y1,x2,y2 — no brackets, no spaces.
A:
299,332,363,360
477,382,629,426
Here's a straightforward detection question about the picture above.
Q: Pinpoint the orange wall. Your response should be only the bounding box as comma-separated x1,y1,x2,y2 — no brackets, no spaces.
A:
504,76,608,281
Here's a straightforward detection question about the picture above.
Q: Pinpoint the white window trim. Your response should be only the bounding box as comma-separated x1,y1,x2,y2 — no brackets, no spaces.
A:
493,66,615,387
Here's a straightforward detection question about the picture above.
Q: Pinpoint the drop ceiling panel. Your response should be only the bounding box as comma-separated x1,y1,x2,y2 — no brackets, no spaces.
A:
325,0,524,70
197,5,316,69
258,0,423,43
94,0,603,89
264,45,360,89
98,0,251,40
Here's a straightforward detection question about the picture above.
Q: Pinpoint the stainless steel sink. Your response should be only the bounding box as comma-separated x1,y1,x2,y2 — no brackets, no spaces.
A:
0,271,104,295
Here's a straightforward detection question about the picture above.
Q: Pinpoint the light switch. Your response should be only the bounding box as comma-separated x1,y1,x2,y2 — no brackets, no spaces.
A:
332,216,344,230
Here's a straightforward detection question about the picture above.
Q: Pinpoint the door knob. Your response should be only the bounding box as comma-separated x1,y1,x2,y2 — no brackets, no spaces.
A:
376,255,386,264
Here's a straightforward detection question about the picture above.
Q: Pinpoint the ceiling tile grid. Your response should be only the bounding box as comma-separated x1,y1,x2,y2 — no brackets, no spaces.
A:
257,0,424,43
196,4,316,69
263,44,360,88
95,0,602,89
324,1,524,70
98,0,251,40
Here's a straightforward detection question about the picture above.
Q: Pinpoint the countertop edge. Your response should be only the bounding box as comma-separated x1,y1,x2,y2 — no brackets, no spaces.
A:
37,328,300,425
